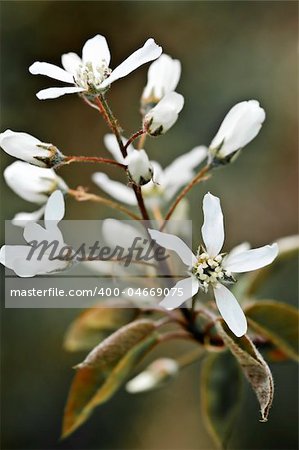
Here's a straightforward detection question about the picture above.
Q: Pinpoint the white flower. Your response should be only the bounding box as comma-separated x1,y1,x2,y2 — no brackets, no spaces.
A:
148,192,278,337
143,92,184,135
92,134,207,206
209,100,266,162
0,130,64,167
141,54,181,107
4,161,68,227
126,358,179,393
29,35,162,100
126,149,153,185
0,191,71,277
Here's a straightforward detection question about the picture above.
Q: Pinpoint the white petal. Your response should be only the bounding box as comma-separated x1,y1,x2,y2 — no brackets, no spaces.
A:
12,206,46,228
100,38,162,89
144,92,184,135
163,146,207,191
222,242,250,267
0,130,51,166
36,86,85,100
102,219,145,249
92,172,137,205
61,52,82,75
104,133,134,164
24,220,64,248
0,245,32,272
82,34,111,67
4,161,60,203
213,283,247,337
44,190,65,223
164,146,207,180
223,243,278,273
159,276,199,310
148,229,196,267
201,193,224,257
29,62,74,83
142,53,181,100
0,244,67,277
13,250,68,277
210,100,266,157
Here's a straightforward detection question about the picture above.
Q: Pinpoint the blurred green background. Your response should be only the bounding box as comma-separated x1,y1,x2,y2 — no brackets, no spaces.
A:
1,1,298,449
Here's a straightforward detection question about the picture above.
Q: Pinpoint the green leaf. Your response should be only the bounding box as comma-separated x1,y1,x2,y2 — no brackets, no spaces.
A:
245,300,299,362
62,319,159,438
64,300,139,351
216,321,274,422
201,351,242,449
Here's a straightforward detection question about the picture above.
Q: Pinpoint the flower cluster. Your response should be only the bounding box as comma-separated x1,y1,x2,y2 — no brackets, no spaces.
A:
1,33,274,336
2,32,294,443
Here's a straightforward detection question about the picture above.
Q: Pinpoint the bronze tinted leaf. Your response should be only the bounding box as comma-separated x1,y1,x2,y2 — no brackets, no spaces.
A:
62,319,158,438
216,321,274,422
64,300,139,351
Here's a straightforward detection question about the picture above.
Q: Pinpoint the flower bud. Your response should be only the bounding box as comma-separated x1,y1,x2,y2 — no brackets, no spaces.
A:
126,149,153,185
141,54,181,114
209,100,266,165
0,130,65,167
126,358,179,393
143,92,184,136
4,161,68,204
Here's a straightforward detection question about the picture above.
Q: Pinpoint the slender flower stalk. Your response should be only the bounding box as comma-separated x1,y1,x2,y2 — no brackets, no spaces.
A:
161,164,211,229
60,155,127,169
94,95,127,158
67,188,141,220
124,129,146,152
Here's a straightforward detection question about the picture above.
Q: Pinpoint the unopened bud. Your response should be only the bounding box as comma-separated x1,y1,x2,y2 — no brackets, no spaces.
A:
208,100,265,166
141,54,181,115
126,358,179,393
0,130,65,168
127,149,153,185
143,92,184,136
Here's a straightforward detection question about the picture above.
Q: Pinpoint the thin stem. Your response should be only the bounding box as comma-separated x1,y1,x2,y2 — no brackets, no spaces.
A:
138,132,147,150
124,129,145,152
97,94,127,158
68,188,141,220
132,184,150,220
60,155,126,170
152,204,164,223
83,94,126,159
160,164,211,231
96,94,153,224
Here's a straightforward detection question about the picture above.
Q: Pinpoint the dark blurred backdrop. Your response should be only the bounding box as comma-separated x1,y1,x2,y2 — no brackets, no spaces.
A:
1,1,298,449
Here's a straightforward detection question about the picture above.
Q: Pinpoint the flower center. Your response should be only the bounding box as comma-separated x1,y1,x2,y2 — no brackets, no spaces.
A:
192,251,235,293
75,60,112,92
